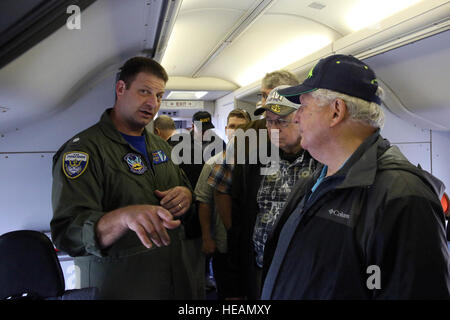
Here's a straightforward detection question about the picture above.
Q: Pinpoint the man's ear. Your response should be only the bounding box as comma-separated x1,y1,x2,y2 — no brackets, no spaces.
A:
330,98,347,127
154,128,161,136
116,80,127,97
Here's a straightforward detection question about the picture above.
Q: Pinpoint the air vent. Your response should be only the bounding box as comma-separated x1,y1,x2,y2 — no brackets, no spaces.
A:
308,2,326,10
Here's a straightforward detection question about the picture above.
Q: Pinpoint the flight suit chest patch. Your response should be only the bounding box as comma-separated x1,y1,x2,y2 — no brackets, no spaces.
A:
123,153,147,175
152,150,168,165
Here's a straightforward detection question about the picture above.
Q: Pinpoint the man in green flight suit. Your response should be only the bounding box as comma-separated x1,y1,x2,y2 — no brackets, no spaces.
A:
51,57,202,299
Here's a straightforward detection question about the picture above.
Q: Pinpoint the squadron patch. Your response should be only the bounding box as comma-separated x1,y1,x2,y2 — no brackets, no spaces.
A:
124,153,147,175
63,151,89,179
152,150,168,165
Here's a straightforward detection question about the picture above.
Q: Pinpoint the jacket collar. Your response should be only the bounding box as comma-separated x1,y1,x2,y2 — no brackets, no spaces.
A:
334,129,389,189
98,108,151,145
98,108,126,144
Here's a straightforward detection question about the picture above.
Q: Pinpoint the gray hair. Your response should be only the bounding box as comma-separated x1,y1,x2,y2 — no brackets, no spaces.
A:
153,115,176,130
262,70,299,89
309,88,385,128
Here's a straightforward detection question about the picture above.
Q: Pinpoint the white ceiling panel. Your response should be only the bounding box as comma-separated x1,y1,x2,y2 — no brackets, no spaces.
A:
161,0,257,76
180,0,256,12
161,8,244,76
268,0,352,36
0,0,443,135
0,0,164,134
200,13,340,86
271,0,424,34
160,0,427,87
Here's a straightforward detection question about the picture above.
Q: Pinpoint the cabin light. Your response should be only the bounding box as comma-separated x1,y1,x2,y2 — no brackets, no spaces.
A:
346,0,423,32
166,91,208,100
195,91,208,99
236,34,332,87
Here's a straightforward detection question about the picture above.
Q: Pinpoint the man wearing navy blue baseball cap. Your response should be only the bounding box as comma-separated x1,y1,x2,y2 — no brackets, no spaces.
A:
278,54,381,105
261,54,450,300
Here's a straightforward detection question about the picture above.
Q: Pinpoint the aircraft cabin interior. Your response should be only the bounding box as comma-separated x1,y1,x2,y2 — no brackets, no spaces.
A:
0,0,449,294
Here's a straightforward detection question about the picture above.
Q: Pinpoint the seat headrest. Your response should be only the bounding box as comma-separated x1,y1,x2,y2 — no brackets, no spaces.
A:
0,230,65,299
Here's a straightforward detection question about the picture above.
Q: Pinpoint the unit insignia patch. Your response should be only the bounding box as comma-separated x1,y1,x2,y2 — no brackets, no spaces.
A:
63,151,89,179
124,153,147,175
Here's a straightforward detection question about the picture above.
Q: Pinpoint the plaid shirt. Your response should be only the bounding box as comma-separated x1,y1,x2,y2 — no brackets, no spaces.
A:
253,150,316,268
207,159,234,194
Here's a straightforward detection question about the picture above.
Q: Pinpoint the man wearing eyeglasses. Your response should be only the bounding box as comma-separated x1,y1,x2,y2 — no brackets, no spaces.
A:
262,54,450,300
209,71,300,231
261,89,303,156
226,85,318,300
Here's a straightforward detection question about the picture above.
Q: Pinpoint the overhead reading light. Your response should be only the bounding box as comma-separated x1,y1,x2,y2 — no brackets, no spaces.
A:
166,91,208,100
346,0,423,32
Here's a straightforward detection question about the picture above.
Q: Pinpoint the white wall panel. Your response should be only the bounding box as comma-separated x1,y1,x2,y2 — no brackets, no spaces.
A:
0,153,54,235
393,142,431,173
380,105,430,143
380,101,449,191
0,75,116,152
431,131,450,190
0,75,115,236
214,93,235,142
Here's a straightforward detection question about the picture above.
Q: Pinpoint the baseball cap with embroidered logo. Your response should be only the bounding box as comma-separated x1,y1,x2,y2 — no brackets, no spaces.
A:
278,54,381,105
192,111,214,130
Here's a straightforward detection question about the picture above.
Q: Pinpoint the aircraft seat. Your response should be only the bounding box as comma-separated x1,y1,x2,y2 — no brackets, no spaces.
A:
0,230,98,300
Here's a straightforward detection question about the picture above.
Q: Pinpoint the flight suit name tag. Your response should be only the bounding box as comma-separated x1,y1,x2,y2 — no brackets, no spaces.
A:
152,150,168,165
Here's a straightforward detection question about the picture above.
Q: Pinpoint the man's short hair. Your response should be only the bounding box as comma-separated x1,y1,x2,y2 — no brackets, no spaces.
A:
310,88,385,129
227,109,251,124
153,115,176,131
118,57,169,89
261,70,299,89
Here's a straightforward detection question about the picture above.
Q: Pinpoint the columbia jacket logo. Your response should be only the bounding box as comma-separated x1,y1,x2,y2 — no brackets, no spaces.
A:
328,209,350,220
